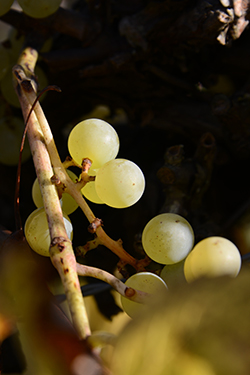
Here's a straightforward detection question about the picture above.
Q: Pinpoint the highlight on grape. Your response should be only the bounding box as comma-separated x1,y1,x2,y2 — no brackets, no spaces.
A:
95,159,145,208
142,213,194,265
184,236,242,283
68,118,120,169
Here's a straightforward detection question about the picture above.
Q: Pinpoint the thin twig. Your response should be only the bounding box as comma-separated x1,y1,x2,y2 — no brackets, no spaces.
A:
76,263,151,303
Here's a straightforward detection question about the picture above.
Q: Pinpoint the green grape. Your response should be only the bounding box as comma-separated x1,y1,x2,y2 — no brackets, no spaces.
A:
160,259,186,288
0,44,10,81
0,65,48,108
142,213,194,265
32,169,79,215
24,207,73,257
120,272,167,318
68,118,119,169
0,0,14,16
184,236,242,283
17,0,62,18
81,169,104,204
0,116,31,166
95,159,145,208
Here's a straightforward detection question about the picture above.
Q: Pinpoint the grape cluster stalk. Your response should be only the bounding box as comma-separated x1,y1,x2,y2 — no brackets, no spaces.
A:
12,46,151,340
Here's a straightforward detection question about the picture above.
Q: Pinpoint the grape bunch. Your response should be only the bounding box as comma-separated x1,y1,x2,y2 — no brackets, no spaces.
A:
25,118,145,256
23,115,241,319
68,118,145,208
120,212,242,317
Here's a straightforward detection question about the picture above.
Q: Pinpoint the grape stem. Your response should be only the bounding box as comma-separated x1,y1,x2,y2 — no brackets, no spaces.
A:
12,48,91,339
76,263,152,304
12,46,148,337
13,59,144,270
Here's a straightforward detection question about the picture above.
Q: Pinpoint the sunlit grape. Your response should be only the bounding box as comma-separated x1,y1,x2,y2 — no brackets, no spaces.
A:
95,159,145,208
142,213,194,265
184,236,242,283
68,118,119,169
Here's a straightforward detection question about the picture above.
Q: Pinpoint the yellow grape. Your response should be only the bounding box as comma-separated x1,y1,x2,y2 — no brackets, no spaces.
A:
68,118,119,169
95,159,145,208
184,236,242,283
142,213,194,265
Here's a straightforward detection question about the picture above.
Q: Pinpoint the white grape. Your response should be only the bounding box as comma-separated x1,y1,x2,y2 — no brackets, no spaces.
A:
81,169,104,204
0,0,14,17
17,0,62,18
32,169,79,215
95,159,145,208
68,118,119,169
184,236,242,283
24,207,73,257
121,272,167,318
142,213,194,265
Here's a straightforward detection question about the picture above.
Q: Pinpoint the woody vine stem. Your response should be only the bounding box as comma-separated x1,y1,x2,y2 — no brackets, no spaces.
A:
13,47,150,339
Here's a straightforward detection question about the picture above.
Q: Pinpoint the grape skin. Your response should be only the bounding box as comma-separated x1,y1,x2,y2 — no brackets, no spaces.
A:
184,236,242,283
17,0,62,18
68,118,119,169
120,272,167,318
25,207,73,256
142,213,194,265
95,159,145,208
